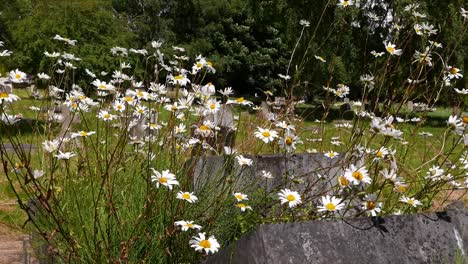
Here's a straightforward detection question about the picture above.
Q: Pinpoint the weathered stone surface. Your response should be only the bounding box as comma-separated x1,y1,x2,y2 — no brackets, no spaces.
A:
206,205,467,264
203,105,236,152
0,235,39,264
190,153,342,194
57,105,81,138
1,143,37,153
0,78,13,93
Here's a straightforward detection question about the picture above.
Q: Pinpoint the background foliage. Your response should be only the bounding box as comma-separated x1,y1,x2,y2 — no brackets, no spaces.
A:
0,0,466,103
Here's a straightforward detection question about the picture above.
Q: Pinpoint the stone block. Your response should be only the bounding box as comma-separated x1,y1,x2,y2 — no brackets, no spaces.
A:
189,153,342,195
206,206,467,264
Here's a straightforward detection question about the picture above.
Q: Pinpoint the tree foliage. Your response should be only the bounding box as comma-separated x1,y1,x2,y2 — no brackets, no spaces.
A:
0,0,465,104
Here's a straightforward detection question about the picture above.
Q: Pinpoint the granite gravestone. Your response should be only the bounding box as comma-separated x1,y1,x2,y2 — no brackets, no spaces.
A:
206,203,467,264
189,153,343,195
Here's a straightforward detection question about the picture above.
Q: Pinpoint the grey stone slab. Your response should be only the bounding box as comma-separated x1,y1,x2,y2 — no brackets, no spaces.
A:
407,101,414,112
1,143,37,153
0,77,13,93
189,153,342,195
57,105,81,138
206,205,467,264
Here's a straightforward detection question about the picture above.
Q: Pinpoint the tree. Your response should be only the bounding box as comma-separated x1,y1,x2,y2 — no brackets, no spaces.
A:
2,0,134,90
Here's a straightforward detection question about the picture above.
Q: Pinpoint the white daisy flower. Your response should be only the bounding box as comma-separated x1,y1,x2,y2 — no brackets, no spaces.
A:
344,165,371,185
318,195,345,212
189,233,220,254
151,169,179,190
324,151,339,159
177,191,198,203
399,196,422,207
236,155,253,167
9,69,27,83
236,203,252,212
70,131,96,138
278,189,302,208
55,151,76,160
385,42,403,56
233,192,248,202
337,0,353,8
254,127,278,143
175,220,202,231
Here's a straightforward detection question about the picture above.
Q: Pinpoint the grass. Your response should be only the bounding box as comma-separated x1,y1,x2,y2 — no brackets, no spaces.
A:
0,89,466,257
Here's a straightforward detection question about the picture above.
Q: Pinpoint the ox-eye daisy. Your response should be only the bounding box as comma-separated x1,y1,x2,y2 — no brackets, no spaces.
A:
399,196,422,207
254,127,278,143
236,155,253,167
71,131,96,138
175,220,202,231
236,203,253,212
233,192,248,202
278,189,302,208
177,191,198,203
190,233,220,254
9,69,27,83
0,91,20,103
318,195,345,212
344,165,371,185
362,194,382,216
324,151,339,159
338,0,353,8
385,42,403,56
151,169,179,190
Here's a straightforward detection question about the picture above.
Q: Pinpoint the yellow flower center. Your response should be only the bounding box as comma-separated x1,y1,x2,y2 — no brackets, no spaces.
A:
376,150,383,158
450,68,459,75
235,194,243,200
182,193,191,200
286,194,296,201
99,85,107,90
407,199,414,205
352,171,363,180
72,103,78,109
137,91,144,97
207,61,213,67
285,137,293,146
159,177,168,184
339,176,349,186
210,103,216,110
186,223,193,228
326,203,336,211
462,116,468,124
124,96,133,102
236,97,245,103
366,201,376,210
237,203,246,208
387,46,395,53
79,131,88,136
396,184,407,193
174,75,183,80
261,131,271,138
117,105,123,110
15,74,21,79
104,114,111,119
199,125,210,131
199,240,211,249
0,92,8,98
196,62,203,68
